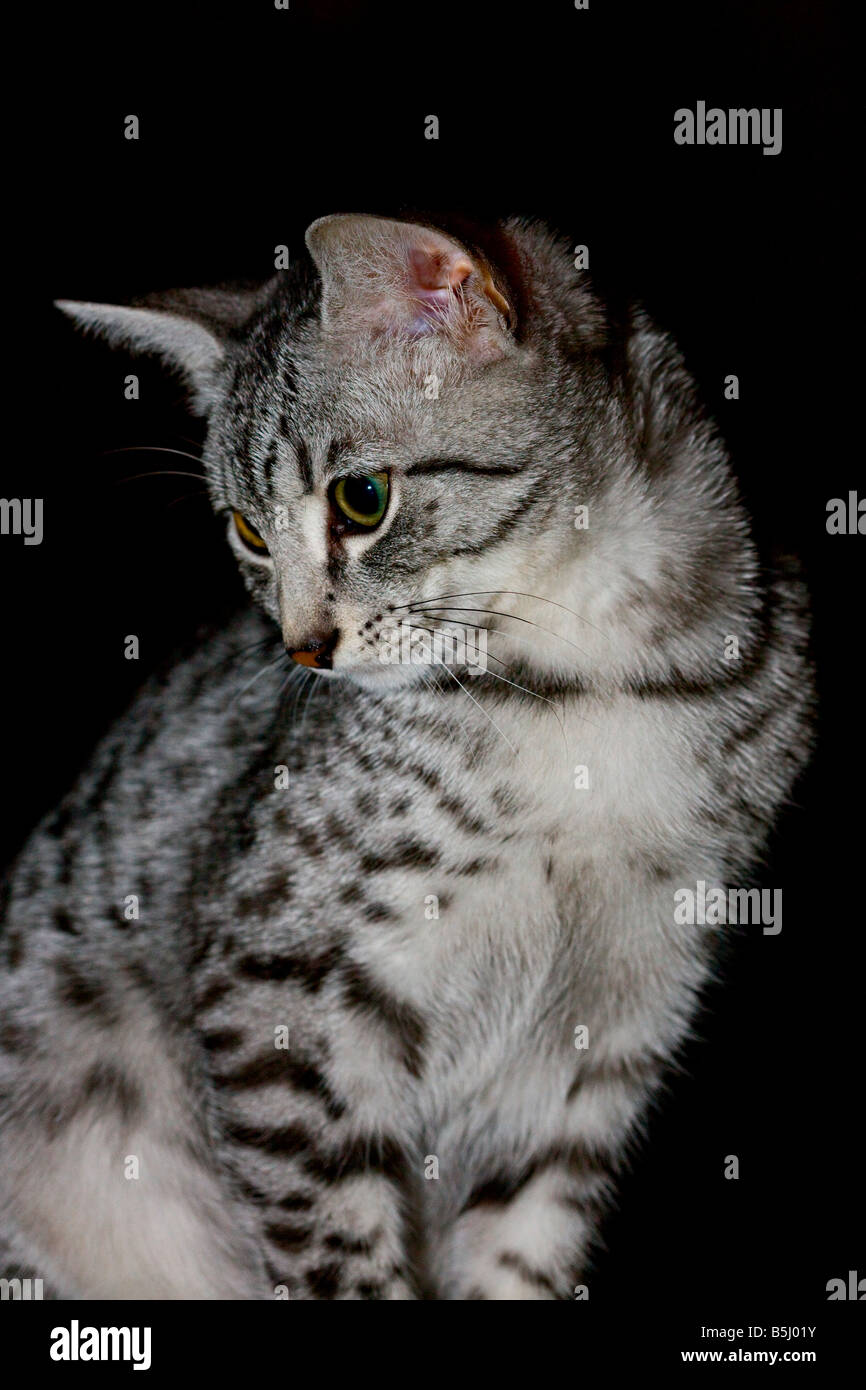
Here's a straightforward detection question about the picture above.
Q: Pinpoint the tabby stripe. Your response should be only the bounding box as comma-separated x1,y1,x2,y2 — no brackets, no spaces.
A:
225,1120,311,1157
74,1061,143,1124
355,1281,387,1299
436,794,488,837
236,944,344,991
201,1028,244,1053
262,443,278,488
196,977,233,1012
625,591,771,700
324,1232,374,1256
52,908,80,937
463,1170,535,1212
497,1251,560,1297
359,839,440,872
341,963,426,1077
362,901,400,923
552,1141,617,1181
302,1134,405,1184
405,458,527,477
264,1221,314,1253
217,1052,346,1119
296,439,314,493
566,1053,661,1103
0,1020,35,1052
55,958,116,1022
450,488,544,556
276,1192,315,1212
306,1263,341,1298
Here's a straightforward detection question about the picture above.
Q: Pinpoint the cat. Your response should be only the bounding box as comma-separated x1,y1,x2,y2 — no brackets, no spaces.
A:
0,214,813,1299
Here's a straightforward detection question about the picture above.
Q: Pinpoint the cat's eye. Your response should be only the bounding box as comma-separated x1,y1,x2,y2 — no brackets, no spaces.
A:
232,511,269,555
331,472,389,529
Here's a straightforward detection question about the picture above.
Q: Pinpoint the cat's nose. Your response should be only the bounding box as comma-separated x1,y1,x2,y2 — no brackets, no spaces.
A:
288,629,340,670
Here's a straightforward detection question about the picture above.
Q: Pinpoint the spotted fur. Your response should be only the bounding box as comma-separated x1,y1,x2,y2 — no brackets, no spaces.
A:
0,215,813,1298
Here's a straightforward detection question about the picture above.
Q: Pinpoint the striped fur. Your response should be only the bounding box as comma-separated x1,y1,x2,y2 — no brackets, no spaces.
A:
0,216,812,1298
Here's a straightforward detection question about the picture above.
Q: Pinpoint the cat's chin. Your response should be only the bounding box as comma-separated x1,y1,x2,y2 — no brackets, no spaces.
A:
340,661,427,691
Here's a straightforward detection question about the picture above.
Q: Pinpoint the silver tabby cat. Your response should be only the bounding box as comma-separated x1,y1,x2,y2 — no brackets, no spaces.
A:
0,215,812,1299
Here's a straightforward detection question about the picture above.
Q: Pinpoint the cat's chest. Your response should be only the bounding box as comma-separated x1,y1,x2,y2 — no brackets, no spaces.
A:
280,687,699,995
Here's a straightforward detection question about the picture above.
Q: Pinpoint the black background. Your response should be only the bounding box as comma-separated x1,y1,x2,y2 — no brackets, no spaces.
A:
5,0,860,1317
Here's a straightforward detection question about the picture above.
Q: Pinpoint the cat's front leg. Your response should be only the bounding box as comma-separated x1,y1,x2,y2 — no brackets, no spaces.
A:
432,1043,669,1300
433,1146,611,1300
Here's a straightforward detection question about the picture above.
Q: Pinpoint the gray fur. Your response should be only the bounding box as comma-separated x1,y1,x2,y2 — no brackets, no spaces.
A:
0,216,813,1298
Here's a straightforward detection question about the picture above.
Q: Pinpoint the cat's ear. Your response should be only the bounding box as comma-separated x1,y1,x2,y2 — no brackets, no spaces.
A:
54,284,273,415
305,214,515,364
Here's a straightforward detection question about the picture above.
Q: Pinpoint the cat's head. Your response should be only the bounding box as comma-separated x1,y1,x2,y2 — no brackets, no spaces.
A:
58,214,688,689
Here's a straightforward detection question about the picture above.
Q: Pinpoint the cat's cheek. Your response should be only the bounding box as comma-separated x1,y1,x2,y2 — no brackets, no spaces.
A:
238,564,280,621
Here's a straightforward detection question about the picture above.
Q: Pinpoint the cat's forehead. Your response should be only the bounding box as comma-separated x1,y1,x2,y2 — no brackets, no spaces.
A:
216,306,536,507
224,334,437,462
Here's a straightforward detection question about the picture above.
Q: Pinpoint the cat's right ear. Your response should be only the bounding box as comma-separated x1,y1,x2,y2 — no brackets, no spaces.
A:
55,283,274,415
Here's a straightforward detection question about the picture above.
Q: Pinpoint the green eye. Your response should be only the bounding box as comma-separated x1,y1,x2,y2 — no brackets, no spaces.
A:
332,472,389,529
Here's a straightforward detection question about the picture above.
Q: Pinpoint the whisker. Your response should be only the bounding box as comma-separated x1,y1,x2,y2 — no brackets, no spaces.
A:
297,670,324,738
234,650,290,700
188,632,281,687
427,655,530,772
403,620,569,755
412,616,546,664
165,491,212,510
435,681,489,772
394,589,609,641
401,620,513,674
106,445,206,469
399,624,495,766
115,470,208,486
289,666,314,725
409,611,600,731
412,605,590,659
276,663,307,720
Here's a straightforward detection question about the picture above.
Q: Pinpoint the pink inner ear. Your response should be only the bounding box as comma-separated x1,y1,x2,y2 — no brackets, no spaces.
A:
407,246,473,307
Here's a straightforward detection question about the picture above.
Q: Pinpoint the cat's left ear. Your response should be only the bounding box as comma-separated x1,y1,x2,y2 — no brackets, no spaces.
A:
55,284,273,415
305,214,516,364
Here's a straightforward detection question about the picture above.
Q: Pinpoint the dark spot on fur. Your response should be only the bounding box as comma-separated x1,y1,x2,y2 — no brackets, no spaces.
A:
497,1251,559,1297
277,1191,315,1212
52,908,80,937
225,1120,312,1157
306,1262,341,1298
324,1232,374,1256
55,958,115,1021
201,1028,244,1053
342,963,425,1076
265,1221,314,1252
78,1061,142,1124
196,976,233,1012
363,901,398,923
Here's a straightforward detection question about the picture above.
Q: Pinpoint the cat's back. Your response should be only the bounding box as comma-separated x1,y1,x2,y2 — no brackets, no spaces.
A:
0,609,292,971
